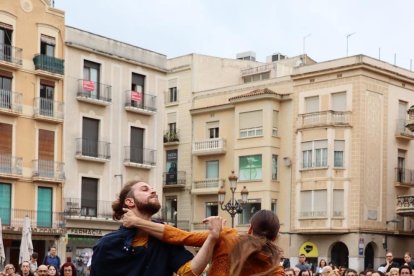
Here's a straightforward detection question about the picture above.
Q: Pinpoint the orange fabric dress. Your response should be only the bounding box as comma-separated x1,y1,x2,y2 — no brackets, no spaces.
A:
163,225,285,276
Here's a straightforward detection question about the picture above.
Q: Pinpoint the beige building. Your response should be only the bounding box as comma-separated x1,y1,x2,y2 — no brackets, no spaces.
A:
63,26,167,263
0,0,66,266
168,53,414,272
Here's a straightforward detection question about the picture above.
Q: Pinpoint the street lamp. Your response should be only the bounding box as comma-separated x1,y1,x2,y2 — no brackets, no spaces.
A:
218,171,249,227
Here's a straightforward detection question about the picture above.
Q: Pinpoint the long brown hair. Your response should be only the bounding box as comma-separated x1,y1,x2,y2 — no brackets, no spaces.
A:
229,210,281,276
112,180,139,220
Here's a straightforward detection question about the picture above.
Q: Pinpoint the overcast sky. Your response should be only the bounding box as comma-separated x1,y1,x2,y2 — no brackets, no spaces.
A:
55,0,414,69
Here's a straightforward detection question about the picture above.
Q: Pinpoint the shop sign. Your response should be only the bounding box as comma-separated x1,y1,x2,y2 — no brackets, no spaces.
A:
299,241,319,257
69,228,104,236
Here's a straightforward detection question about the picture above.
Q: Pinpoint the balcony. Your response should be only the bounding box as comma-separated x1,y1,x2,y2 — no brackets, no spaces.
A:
395,119,414,140
0,89,22,116
64,198,113,220
192,178,224,195
297,111,352,129
124,90,156,115
0,43,23,69
33,97,64,123
241,64,274,76
0,208,64,229
163,130,180,146
76,79,112,106
395,168,414,187
75,138,111,162
0,155,22,179
33,54,64,77
162,171,186,189
123,146,156,169
396,195,414,216
32,160,65,182
192,138,226,156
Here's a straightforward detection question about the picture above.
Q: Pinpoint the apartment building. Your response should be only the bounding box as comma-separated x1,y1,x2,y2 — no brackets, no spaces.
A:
63,26,167,262
0,0,65,265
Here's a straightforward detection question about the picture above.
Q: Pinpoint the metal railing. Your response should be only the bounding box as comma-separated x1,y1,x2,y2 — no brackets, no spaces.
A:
395,168,414,186
193,138,226,153
124,146,156,165
64,198,113,219
33,54,64,75
0,155,22,175
193,178,224,189
77,79,112,103
241,64,274,76
396,119,414,138
163,171,186,185
0,89,22,113
0,208,64,228
0,43,23,65
163,130,180,143
32,160,65,180
124,90,157,112
33,97,64,120
298,111,351,128
76,138,111,159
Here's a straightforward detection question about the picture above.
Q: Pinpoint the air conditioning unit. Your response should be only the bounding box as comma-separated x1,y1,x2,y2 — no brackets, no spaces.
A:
236,51,256,61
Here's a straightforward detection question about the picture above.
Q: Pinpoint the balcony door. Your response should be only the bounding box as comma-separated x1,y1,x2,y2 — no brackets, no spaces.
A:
40,82,54,117
37,187,52,227
0,75,12,109
0,123,12,174
38,129,54,177
130,127,144,163
164,197,177,226
0,183,11,225
81,177,98,217
0,25,12,62
83,60,100,99
131,73,145,108
82,117,99,157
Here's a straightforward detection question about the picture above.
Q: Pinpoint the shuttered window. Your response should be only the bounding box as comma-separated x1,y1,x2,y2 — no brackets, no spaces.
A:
333,190,344,217
239,110,263,137
38,129,54,160
37,187,52,227
81,177,98,217
332,92,346,111
0,183,11,224
305,96,319,113
334,140,345,167
0,123,12,155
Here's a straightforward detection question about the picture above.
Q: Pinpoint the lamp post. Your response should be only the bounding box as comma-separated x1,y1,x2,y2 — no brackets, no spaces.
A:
218,171,249,228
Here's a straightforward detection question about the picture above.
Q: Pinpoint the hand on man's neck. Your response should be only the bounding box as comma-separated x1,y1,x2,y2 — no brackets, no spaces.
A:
131,207,152,221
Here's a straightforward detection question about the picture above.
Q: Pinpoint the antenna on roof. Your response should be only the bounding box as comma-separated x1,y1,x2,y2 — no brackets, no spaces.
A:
346,32,355,56
378,48,381,60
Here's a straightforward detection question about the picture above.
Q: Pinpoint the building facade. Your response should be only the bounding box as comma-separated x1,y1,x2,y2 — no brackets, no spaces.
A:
0,0,66,266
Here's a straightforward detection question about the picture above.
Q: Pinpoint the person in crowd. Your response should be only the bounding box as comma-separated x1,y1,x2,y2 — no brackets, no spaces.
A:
280,250,291,269
296,254,312,271
60,262,77,276
359,271,366,276
91,180,222,276
36,265,49,276
322,265,333,276
285,268,296,276
365,269,375,276
372,271,385,276
339,267,347,276
0,264,17,276
380,251,399,273
294,267,302,276
316,259,328,273
300,269,311,276
19,261,34,276
48,265,59,276
399,265,413,276
345,269,358,276
123,207,284,276
404,252,414,269
43,246,61,270
29,252,38,274
389,267,399,276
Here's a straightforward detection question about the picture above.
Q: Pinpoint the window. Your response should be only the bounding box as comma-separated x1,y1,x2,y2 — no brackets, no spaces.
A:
397,150,406,183
38,129,54,177
305,96,319,113
300,190,327,217
206,160,219,179
239,200,261,224
0,23,13,62
81,177,98,217
0,123,12,174
169,87,177,103
243,72,270,83
0,75,12,109
271,199,277,214
0,183,11,225
83,60,100,99
40,34,55,57
302,140,328,169
239,110,263,138
39,81,54,117
207,121,219,139
333,190,344,217
167,112,177,137
206,202,218,217
164,197,177,226
166,150,178,184
37,187,52,227
272,155,278,180
239,155,262,181
130,127,144,164
331,92,346,111
131,73,145,108
82,117,99,157
272,110,279,136
334,140,345,168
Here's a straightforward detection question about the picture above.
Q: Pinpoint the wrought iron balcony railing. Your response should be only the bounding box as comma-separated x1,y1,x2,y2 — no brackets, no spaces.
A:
33,97,64,120
32,159,65,181
124,146,156,166
163,130,180,143
75,138,111,160
0,43,23,65
298,111,352,128
0,154,22,176
163,171,186,186
396,119,414,139
395,168,414,186
124,90,157,112
77,79,112,103
0,89,22,114
64,198,113,219
33,54,64,75
0,208,64,228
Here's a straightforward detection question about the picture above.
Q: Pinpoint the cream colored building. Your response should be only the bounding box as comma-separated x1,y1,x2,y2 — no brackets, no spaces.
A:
0,0,65,266
170,53,414,272
63,26,167,262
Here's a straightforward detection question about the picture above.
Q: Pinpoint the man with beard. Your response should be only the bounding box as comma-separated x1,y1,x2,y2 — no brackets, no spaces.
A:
91,180,222,276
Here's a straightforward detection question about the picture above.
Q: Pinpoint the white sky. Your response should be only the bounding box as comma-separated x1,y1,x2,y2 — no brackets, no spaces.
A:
55,0,414,69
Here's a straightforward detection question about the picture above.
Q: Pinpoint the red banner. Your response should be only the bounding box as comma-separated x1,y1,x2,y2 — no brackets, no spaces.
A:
131,91,142,101
83,80,95,92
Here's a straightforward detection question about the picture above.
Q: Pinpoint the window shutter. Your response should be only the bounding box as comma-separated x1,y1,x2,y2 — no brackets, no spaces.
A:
273,110,279,128
305,96,319,113
314,190,327,214
40,34,56,45
301,141,312,151
332,92,346,111
168,79,177,88
206,121,219,129
333,190,344,216
239,110,263,129
167,112,177,124
314,140,328,149
334,140,345,151
0,123,12,155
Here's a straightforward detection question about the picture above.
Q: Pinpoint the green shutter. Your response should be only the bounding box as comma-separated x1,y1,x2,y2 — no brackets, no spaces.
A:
37,187,52,227
0,183,11,224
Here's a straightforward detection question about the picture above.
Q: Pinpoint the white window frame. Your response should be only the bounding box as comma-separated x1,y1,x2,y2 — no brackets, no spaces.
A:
301,140,328,169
